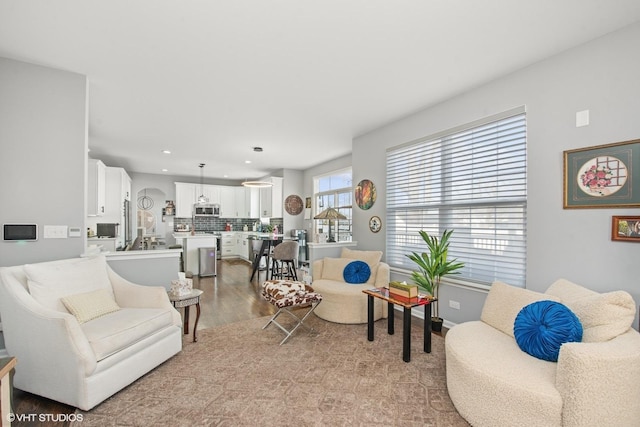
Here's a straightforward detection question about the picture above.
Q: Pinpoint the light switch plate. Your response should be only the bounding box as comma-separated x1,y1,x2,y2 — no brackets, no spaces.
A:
43,225,68,239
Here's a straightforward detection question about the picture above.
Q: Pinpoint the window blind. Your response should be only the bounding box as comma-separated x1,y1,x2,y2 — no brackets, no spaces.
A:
386,109,527,287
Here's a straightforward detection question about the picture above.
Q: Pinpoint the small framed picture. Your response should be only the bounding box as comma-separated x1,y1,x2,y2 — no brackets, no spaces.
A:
611,216,640,242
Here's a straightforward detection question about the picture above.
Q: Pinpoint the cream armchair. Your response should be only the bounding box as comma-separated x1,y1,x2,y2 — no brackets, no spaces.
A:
311,248,389,324
446,279,640,427
0,255,182,410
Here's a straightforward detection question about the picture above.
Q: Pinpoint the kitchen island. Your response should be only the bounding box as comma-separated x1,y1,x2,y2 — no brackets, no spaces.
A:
173,233,218,276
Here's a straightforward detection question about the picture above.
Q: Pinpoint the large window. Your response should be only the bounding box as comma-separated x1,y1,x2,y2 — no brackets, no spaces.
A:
314,168,352,242
386,108,527,286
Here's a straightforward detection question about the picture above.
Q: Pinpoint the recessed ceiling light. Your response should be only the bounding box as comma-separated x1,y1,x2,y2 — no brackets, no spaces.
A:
245,160,252,164
161,150,171,154
162,169,168,172
223,174,228,178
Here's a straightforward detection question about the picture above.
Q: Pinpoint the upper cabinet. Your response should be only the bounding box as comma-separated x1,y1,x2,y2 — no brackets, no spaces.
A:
260,177,283,218
105,167,131,248
87,159,106,216
271,177,283,218
175,182,196,218
174,179,283,219
245,187,260,218
219,186,236,217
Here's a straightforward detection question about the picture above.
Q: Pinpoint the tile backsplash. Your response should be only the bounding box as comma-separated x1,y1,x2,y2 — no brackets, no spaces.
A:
174,217,283,233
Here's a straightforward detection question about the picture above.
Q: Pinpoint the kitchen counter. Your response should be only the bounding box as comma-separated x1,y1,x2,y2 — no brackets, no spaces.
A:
246,233,287,239
173,233,217,275
88,237,117,252
173,232,221,239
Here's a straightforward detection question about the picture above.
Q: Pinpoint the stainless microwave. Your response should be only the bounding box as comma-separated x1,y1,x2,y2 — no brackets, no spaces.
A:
193,203,220,217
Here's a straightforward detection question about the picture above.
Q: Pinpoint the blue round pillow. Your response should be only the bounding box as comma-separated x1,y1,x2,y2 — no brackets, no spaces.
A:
514,300,583,362
343,261,371,284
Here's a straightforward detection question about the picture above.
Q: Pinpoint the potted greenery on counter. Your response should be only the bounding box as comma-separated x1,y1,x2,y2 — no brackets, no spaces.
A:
406,229,464,332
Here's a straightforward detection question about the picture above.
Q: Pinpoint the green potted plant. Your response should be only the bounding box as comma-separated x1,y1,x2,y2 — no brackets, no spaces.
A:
406,229,464,332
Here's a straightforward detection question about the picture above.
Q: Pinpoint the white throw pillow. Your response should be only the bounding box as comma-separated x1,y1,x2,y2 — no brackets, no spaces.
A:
61,288,121,323
546,279,636,342
25,256,114,313
321,258,353,281
481,281,560,338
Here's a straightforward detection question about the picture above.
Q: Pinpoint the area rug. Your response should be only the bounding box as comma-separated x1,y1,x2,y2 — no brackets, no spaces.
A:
74,314,469,426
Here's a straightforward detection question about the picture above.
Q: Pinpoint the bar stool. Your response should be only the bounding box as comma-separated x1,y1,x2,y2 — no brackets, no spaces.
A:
270,241,299,281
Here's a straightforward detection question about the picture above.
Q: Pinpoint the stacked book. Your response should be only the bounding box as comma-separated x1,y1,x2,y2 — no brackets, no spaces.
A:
388,281,419,303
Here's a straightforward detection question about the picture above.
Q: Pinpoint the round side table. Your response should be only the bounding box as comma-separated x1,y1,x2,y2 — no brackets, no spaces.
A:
168,289,204,342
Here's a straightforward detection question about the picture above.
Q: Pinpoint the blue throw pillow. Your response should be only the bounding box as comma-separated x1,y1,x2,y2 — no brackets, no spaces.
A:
514,300,583,362
343,261,371,284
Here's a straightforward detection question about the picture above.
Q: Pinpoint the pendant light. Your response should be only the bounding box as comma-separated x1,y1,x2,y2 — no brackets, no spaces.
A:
137,188,154,210
197,163,209,204
241,179,273,188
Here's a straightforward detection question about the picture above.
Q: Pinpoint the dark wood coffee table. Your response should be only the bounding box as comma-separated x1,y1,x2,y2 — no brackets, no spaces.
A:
362,287,436,362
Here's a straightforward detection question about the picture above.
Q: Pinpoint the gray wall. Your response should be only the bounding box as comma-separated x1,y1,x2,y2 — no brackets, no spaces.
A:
352,23,640,328
0,57,87,267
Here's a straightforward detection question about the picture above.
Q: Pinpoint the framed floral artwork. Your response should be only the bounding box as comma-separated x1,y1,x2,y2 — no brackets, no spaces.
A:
563,139,640,208
611,216,640,242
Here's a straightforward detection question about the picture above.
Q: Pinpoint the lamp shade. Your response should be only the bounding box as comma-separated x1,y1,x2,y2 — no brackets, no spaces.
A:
314,207,347,220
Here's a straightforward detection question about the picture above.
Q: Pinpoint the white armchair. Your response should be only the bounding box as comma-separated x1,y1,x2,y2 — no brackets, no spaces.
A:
0,255,182,410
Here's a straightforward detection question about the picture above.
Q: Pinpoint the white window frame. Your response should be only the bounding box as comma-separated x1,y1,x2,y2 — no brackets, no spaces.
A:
386,107,527,287
313,168,353,242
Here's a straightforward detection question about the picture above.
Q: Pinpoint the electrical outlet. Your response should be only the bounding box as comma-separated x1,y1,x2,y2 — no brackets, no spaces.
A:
449,300,460,310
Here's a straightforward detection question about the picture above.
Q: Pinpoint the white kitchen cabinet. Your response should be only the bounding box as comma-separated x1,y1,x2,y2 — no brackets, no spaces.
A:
200,184,221,205
175,182,196,218
233,187,246,218
260,186,271,217
219,186,236,218
271,177,283,218
220,232,236,258
121,170,132,201
245,187,260,218
105,167,131,248
87,159,106,216
238,233,250,260
259,177,284,218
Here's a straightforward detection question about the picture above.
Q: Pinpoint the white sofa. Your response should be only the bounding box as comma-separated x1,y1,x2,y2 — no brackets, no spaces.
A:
0,255,182,410
311,248,389,324
446,279,640,427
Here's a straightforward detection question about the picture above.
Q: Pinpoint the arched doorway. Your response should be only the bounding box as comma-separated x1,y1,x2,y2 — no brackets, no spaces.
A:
136,187,169,248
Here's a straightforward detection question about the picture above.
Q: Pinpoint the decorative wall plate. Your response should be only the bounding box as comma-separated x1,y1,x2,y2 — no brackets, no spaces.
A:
369,215,382,233
284,194,304,215
355,179,377,210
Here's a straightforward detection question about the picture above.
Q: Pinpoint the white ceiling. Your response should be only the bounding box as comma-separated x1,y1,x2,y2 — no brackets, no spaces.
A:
2,1,640,181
